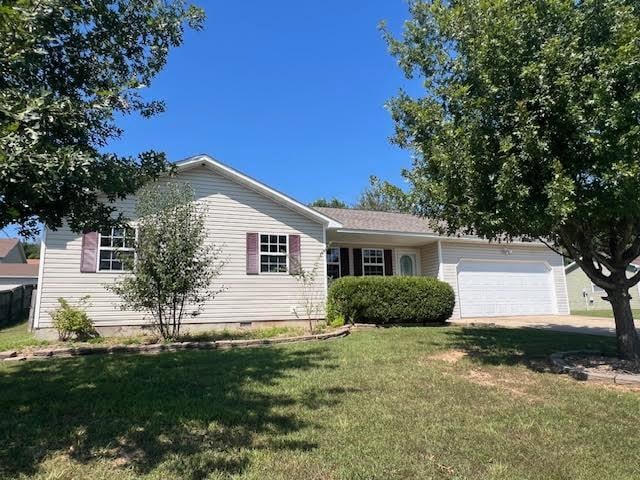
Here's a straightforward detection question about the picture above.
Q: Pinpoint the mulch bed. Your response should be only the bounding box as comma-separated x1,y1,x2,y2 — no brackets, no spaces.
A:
551,350,640,385
563,353,640,375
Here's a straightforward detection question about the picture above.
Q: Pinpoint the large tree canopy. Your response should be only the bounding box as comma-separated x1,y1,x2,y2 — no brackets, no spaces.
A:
384,0,640,358
0,0,204,237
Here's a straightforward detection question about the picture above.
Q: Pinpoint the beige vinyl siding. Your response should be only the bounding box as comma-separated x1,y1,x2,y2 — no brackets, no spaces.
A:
419,242,439,278
565,266,640,312
35,166,326,328
439,240,570,319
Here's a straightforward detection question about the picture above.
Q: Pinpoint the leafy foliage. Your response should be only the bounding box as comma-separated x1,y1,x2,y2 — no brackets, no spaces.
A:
0,0,204,237
290,251,325,332
354,175,412,213
21,242,39,259
327,276,455,325
107,182,224,340
309,198,349,209
49,296,95,341
383,0,640,358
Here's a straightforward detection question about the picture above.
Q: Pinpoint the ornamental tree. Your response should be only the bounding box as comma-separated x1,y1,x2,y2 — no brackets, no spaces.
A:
108,182,224,339
384,0,640,358
0,0,204,237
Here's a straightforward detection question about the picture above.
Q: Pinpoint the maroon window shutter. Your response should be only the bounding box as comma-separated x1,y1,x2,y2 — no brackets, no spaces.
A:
289,234,301,275
353,248,363,276
246,232,259,274
80,232,99,273
384,249,393,276
339,247,350,277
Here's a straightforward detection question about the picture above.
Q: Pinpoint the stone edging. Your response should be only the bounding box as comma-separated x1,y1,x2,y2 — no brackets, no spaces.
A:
0,326,351,363
550,350,640,385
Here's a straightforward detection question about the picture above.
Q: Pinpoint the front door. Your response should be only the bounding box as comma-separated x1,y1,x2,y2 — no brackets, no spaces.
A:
398,252,418,276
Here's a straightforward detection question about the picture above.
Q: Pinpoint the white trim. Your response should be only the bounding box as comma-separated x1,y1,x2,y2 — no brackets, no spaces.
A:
362,248,385,276
326,246,341,279
322,228,328,307
333,228,549,247
32,227,47,330
561,256,571,315
176,155,342,229
96,227,136,273
258,232,289,275
396,249,420,276
437,240,443,280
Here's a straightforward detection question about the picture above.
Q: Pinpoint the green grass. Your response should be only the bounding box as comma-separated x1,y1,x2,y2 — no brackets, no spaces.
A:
0,323,309,352
0,322,48,351
1,326,639,479
572,309,640,319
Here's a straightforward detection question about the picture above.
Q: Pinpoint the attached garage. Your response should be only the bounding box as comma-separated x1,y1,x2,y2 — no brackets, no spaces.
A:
438,241,570,319
457,260,556,317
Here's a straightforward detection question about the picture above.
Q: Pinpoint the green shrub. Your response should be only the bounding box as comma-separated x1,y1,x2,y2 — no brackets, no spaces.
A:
49,296,96,341
327,276,455,325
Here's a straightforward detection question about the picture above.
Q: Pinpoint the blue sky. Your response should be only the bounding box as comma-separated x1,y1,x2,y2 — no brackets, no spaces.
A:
5,1,420,239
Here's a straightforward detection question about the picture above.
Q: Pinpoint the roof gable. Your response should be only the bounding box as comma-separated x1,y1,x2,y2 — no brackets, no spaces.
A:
175,155,341,229
0,239,25,261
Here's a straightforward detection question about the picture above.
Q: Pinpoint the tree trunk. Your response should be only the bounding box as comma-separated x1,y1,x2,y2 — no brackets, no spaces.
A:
607,288,640,360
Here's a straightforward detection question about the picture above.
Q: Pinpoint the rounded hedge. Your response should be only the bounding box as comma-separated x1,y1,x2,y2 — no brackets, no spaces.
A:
327,276,455,325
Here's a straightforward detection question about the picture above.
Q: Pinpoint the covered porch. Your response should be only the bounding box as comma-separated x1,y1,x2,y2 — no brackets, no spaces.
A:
325,229,440,280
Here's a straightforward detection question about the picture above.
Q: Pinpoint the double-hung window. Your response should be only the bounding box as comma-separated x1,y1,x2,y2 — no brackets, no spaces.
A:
326,247,341,279
98,227,136,272
363,248,384,276
260,234,288,273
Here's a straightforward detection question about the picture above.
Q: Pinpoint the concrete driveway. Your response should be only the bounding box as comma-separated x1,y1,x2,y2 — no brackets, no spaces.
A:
450,315,636,337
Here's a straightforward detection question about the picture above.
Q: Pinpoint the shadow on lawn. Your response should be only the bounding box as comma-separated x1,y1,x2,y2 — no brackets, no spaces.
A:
0,344,342,479
438,326,617,369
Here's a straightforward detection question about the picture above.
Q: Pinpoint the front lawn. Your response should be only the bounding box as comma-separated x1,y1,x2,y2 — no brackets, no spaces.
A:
572,309,640,319
0,321,48,352
1,327,638,479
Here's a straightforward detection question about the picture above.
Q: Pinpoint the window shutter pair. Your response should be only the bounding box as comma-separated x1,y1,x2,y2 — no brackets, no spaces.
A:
352,248,394,276
80,232,99,273
246,233,301,275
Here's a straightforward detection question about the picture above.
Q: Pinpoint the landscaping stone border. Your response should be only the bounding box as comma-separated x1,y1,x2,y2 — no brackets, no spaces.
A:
0,326,351,363
550,350,640,385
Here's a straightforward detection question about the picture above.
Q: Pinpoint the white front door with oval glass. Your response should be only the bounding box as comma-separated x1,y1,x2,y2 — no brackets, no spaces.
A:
397,251,418,276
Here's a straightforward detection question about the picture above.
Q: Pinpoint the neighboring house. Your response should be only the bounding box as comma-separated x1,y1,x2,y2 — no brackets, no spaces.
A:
565,260,640,312
32,155,570,335
0,239,27,263
0,263,39,291
0,240,38,291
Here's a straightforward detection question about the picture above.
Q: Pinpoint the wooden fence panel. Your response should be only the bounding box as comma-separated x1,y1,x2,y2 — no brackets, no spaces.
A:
0,285,35,327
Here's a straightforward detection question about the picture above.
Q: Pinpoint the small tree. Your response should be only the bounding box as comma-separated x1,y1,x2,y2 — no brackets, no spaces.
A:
290,251,326,333
108,182,224,339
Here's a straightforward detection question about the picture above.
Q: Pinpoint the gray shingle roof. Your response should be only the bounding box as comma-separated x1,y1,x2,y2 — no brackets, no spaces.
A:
313,207,439,235
0,239,19,258
0,263,38,278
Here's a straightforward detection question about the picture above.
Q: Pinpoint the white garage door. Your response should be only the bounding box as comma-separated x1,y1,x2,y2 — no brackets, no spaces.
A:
457,260,556,317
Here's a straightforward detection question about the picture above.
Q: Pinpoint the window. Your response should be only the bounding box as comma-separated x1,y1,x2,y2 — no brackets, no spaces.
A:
363,248,384,276
260,234,288,273
327,247,341,279
591,282,605,294
98,227,136,272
